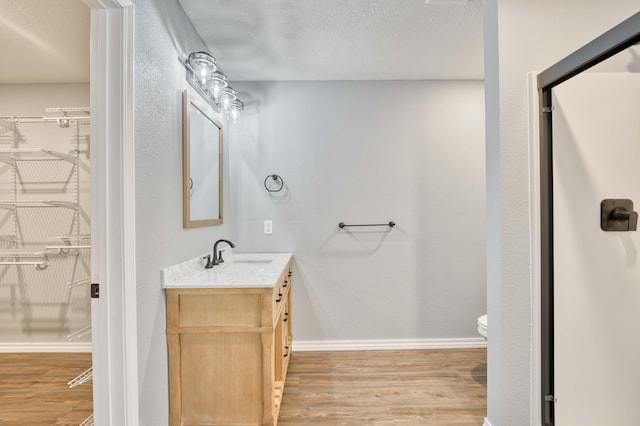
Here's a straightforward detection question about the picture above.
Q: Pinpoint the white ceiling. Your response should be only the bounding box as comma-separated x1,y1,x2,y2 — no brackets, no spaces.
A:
178,0,485,81
2,0,637,85
0,0,89,84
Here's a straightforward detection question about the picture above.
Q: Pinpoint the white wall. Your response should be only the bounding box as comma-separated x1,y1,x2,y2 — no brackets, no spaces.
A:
134,0,232,424
0,84,90,345
230,80,486,344
483,1,640,424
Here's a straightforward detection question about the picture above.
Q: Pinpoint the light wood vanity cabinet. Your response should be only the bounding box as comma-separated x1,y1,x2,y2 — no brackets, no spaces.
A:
165,257,293,426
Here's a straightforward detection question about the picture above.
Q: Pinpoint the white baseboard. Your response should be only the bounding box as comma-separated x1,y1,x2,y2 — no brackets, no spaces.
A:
483,418,493,426
292,337,487,352
0,342,92,353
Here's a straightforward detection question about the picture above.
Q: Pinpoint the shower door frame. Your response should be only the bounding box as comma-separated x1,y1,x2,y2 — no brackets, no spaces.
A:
537,11,640,426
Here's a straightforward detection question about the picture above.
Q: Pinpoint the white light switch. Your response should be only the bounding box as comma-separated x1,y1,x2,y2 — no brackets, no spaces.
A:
264,220,273,235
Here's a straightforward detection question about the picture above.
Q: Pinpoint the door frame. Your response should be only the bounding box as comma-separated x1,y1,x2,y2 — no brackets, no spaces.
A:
83,0,138,424
537,11,640,426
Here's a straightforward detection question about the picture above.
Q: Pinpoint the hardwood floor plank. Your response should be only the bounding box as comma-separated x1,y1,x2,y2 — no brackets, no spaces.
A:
278,348,486,426
0,353,92,425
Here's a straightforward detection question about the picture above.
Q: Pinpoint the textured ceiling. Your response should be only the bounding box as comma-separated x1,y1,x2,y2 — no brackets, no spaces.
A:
2,0,635,85
0,0,89,84
178,0,485,81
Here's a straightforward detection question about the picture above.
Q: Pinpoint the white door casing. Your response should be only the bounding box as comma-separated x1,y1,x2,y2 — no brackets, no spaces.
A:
528,72,542,426
84,0,138,424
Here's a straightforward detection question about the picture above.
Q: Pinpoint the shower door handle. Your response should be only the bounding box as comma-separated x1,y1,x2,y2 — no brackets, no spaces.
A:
611,208,638,231
601,199,638,231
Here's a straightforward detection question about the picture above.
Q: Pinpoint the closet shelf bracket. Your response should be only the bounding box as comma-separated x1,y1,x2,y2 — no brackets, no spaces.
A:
68,278,91,288
68,367,92,388
66,325,91,341
79,413,94,426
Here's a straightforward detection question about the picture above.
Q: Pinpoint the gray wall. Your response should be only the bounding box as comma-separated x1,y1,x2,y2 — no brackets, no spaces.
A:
230,80,486,343
134,0,232,424
483,0,640,424
130,0,640,423
134,1,483,423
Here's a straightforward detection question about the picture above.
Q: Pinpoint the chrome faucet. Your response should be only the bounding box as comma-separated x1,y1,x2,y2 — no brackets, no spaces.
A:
205,239,236,268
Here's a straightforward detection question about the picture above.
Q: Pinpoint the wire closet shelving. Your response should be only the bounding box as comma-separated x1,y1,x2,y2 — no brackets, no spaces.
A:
0,107,94,425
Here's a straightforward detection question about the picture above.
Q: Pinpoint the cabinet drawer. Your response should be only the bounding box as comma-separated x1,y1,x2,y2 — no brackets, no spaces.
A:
274,283,285,305
282,299,291,359
280,295,292,385
273,263,293,307
283,267,292,289
178,293,262,327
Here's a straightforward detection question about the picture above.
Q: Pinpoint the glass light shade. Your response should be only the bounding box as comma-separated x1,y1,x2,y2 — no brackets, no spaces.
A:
229,99,244,122
220,87,237,110
206,72,229,100
187,51,217,86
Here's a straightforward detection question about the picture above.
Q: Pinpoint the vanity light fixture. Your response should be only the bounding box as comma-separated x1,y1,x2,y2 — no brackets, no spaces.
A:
185,50,245,121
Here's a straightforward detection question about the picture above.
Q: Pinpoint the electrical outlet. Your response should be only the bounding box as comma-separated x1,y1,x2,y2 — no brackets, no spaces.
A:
264,220,273,235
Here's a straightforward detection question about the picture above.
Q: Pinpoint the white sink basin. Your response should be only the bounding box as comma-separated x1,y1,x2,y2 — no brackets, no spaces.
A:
214,258,273,274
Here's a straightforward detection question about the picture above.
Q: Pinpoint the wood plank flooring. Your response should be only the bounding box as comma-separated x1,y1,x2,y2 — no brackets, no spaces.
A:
278,348,487,426
0,349,485,425
0,353,93,426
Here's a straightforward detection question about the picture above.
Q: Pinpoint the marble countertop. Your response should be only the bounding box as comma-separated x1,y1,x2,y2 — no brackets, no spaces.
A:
162,252,293,289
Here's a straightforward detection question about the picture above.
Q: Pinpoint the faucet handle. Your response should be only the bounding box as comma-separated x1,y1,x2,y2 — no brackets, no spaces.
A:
203,254,214,269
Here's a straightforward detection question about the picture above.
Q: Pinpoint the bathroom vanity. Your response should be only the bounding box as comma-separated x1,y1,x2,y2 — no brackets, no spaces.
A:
163,253,293,426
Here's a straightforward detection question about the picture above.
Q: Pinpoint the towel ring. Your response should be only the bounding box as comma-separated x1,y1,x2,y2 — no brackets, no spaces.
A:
264,174,284,192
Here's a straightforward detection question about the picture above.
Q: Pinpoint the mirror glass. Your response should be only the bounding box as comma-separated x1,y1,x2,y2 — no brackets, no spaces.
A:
183,90,223,227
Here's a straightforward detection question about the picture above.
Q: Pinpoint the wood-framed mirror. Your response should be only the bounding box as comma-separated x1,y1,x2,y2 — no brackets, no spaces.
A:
182,90,223,228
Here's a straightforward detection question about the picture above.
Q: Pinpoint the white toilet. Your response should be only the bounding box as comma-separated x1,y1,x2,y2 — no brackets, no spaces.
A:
477,315,487,340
